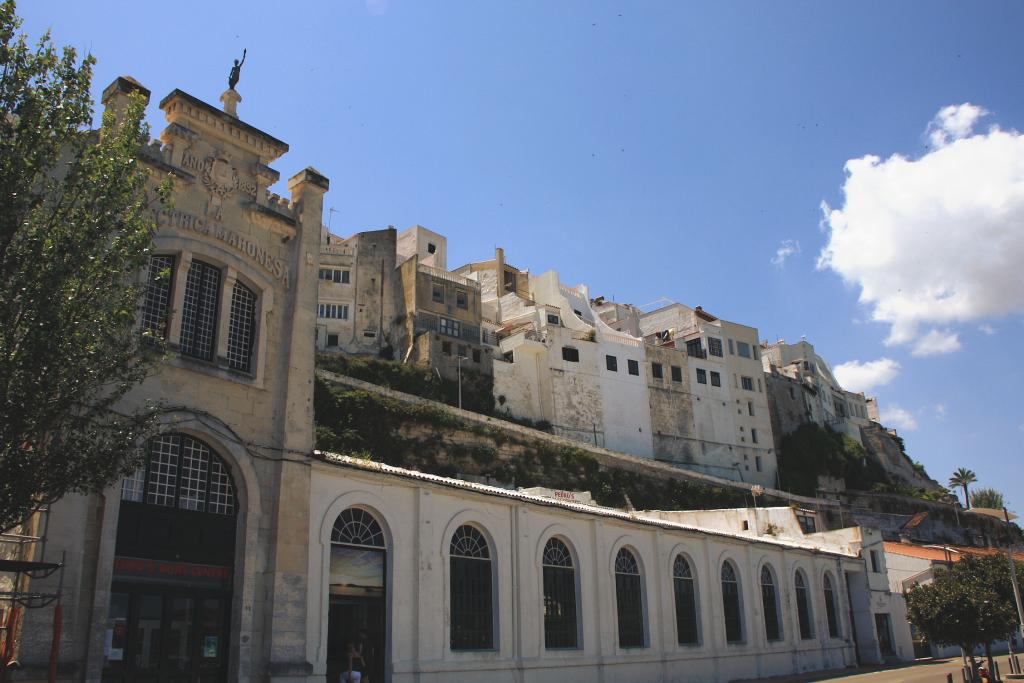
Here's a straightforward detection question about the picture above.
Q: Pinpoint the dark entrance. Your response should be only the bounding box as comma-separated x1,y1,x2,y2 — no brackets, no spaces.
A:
875,612,895,658
103,434,238,683
103,587,230,683
326,508,387,683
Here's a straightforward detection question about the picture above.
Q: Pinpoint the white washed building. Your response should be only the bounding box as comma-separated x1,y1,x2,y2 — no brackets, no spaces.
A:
307,454,893,683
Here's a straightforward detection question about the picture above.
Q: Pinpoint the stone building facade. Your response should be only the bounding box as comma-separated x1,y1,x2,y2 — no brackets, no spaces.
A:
17,78,327,682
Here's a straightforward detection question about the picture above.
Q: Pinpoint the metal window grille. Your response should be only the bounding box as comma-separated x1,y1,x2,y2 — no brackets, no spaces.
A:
708,337,723,357
721,562,743,643
178,437,210,511
332,508,385,548
227,282,257,372
180,260,221,360
146,435,180,507
440,317,461,338
795,571,814,639
207,458,235,515
824,573,840,638
121,466,146,502
543,538,577,649
140,255,174,339
614,548,645,648
450,525,493,650
761,565,782,641
673,555,699,645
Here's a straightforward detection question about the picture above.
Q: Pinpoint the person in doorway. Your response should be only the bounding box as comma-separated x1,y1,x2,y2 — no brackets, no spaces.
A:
356,629,374,683
343,638,364,683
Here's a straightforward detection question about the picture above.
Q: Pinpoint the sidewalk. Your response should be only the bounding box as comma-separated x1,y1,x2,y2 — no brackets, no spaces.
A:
730,657,960,683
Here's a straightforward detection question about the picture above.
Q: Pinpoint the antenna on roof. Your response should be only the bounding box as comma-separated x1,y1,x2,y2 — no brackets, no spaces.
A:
328,207,338,231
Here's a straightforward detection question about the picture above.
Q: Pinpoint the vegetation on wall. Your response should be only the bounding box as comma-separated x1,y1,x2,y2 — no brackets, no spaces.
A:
317,353,495,415
777,423,890,496
314,376,754,512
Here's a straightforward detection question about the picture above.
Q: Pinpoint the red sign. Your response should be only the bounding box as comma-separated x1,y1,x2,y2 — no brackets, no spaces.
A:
113,557,232,589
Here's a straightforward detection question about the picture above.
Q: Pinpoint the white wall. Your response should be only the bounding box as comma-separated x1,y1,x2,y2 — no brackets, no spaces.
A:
306,460,863,683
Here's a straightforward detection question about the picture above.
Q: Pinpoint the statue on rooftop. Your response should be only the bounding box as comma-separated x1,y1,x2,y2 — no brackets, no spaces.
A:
228,49,246,91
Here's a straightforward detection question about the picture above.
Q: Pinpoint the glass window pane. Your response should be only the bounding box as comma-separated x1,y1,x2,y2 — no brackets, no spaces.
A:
180,260,221,361
165,596,194,671
104,592,130,666
134,594,163,670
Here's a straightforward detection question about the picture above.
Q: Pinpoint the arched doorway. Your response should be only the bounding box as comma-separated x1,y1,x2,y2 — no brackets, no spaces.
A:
102,434,237,683
326,507,386,683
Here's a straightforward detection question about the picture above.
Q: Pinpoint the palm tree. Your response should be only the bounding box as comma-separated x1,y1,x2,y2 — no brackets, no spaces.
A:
949,468,978,509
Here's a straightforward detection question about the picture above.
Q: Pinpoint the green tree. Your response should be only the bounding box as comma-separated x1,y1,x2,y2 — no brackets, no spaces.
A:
906,554,1021,675
0,1,165,533
969,488,1004,510
777,423,889,495
949,468,978,509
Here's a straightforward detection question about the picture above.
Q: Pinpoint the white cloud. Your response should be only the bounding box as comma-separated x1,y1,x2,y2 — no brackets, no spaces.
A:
934,404,947,420
771,240,801,267
927,103,988,148
911,329,962,357
979,324,997,335
818,103,1024,352
881,405,918,431
833,358,900,393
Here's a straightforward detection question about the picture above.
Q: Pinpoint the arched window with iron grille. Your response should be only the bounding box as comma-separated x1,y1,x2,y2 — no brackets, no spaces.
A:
542,537,578,649
823,572,841,638
760,565,783,642
449,525,494,650
673,554,700,645
795,569,814,640
721,561,744,644
614,548,646,648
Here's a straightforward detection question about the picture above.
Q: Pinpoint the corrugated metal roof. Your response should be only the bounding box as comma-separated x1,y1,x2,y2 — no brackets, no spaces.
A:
884,542,1024,563
315,451,859,558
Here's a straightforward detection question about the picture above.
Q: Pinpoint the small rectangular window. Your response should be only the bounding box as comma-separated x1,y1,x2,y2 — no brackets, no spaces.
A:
442,341,452,356
751,428,758,444
728,339,735,355
671,365,682,383
458,344,468,358
606,355,618,372
432,283,445,303
755,455,763,471
627,359,639,376
758,378,763,393
652,363,663,379
440,317,461,338
456,289,468,309
686,339,705,358
547,313,561,325
562,347,580,362
472,349,481,363
708,337,723,357
736,341,751,358
748,401,755,416
341,269,350,283
870,550,880,573
710,371,721,387
696,368,707,384
327,334,339,347
741,376,754,391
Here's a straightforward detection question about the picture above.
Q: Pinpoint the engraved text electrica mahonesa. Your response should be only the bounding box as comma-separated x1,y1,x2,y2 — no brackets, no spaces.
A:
152,209,290,288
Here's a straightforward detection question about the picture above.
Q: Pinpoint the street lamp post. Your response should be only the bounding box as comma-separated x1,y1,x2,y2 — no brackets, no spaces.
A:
457,355,468,410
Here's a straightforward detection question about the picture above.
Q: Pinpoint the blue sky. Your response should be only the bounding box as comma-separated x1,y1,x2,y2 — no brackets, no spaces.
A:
23,1,1024,514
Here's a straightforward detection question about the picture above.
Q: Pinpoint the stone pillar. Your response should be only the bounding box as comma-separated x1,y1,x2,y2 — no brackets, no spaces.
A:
101,75,151,130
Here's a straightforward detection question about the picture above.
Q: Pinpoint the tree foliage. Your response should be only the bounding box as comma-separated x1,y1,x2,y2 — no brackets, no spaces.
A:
906,554,1021,659
969,488,1004,511
0,1,165,532
950,467,978,509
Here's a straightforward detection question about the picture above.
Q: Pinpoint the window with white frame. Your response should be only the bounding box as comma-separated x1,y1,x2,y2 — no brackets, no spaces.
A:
440,317,461,338
318,303,349,320
318,268,350,283
121,433,236,516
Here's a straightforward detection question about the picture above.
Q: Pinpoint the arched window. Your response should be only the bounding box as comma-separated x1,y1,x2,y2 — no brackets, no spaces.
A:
542,538,578,649
614,548,645,648
823,572,841,638
121,434,235,515
332,508,385,548
795,569,814,640
760,565,783,641
673,555,699,645
226,281,257,373
721,561,744,644
449,525,493,650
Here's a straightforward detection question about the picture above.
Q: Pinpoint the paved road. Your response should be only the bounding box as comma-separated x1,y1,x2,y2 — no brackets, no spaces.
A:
746,657,1008,683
